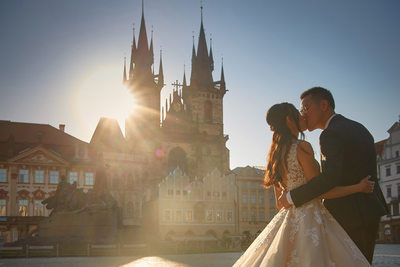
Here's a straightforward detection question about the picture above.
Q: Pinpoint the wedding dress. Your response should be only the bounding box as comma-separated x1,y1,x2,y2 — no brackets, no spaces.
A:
233,141,370,267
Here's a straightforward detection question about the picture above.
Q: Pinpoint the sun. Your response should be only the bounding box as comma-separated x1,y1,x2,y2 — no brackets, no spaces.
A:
75,65,136,135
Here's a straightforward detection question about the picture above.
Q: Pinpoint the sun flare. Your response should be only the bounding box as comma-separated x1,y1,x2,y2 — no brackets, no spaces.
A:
75,65,136,135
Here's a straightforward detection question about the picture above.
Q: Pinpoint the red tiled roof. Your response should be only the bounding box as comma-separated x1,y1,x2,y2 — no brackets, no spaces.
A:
375,139,387,157
0,120,87,161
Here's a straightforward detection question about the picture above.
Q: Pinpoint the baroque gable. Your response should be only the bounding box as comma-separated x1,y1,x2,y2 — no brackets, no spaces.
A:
8,145,69,166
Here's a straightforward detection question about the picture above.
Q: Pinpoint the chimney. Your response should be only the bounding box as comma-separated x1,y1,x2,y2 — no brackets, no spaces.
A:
59,124,65,132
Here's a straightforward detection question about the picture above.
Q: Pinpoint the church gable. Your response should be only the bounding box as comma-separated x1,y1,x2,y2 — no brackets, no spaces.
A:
8,146,68,166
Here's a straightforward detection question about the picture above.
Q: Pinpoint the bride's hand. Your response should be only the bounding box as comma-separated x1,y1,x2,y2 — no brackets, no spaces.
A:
358,175,374,194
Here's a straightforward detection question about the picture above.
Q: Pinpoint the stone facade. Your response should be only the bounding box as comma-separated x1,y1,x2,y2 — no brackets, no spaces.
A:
377,119,400,243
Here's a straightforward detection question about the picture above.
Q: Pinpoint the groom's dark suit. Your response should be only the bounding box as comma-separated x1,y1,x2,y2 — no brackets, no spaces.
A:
290,114,388,263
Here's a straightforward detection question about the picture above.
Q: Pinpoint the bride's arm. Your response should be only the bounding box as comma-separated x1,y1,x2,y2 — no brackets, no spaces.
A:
297,141,374,200
274,185,284,211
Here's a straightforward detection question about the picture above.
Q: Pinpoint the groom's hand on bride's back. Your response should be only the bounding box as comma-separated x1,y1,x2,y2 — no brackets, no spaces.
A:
278,190,292,209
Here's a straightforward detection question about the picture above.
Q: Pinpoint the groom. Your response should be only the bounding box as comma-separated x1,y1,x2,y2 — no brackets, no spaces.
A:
279,87,388,263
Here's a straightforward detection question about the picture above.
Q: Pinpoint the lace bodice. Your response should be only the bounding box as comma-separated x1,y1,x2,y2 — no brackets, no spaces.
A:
285,141,308,191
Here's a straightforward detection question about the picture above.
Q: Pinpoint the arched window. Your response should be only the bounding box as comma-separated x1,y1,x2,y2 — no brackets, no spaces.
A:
168,147,187,174
126,201,134,217
204,101,212,122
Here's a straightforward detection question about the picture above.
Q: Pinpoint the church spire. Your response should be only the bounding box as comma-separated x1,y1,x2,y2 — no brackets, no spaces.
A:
158,49,164,87
150,26,154,65
183,65,187,87
123,57,127,84
209,36,214,71
129,25,136,80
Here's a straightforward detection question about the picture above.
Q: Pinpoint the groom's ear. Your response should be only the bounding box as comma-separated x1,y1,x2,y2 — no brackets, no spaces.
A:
320,99,329,112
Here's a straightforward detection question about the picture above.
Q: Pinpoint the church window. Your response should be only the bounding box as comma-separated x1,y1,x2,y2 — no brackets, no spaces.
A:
34,170,44,184
0,199,6,216
206,210,213,222
0,169,7,182
216,211,223,222
69,172,78,185
204,101,212,122
185,210,193,221
34,200,44,216
85,172,94,186
19,169,29,183
18,199,28,216
50,171,59,184
226,211,233,222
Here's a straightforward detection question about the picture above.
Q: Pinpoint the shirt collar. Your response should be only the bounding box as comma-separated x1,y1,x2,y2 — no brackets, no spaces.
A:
324,113,337,129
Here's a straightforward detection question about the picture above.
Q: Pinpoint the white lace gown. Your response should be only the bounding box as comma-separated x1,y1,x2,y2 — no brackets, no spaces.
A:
233,141,370,267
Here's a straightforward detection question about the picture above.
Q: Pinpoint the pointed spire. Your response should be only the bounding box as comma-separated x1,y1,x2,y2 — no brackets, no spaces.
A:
137,1,149,52
183,64,187,87
158,49,164,86
129,25,136,79
209,36,214,71
123,57,127,84
221,58,225,83
150,25,154,64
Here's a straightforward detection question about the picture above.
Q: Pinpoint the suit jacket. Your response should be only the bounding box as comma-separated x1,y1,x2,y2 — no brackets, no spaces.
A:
291,114,388,230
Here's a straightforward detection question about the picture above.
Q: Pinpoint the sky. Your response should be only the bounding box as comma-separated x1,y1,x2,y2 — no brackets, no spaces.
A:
0,0,399,169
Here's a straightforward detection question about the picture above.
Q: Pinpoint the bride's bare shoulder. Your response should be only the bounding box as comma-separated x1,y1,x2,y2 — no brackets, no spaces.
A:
297,140,314,156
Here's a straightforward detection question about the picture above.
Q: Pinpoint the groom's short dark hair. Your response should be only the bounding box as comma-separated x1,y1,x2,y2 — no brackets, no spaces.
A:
301,87,335,110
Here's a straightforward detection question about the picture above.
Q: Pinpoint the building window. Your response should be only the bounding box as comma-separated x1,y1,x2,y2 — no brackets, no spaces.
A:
167,189,173,197
164,210,171,222
0,199,6,216
269,195,275,205
251,182,257,189
250,209,256,221
397,165,400,174
185,210,193,222
69,172,78,184
241,181,247,189
222,192,227,200
393,202,399,216
0,169,7,183
206,210,213,222
242,194,247,203
398,184,400,197
216,211,223,222
386,167,391,177
85,172,94,186
251,192,256,204
176,190,181,196
34,170,44,184
387,186,392,198
19,169,29,183
49,171,59,184
175,210,182,222
241,209,248,221
226,211,233,222
207,191,212,200
18,199,28,216
396,151,399,158
34,200,44,216
258,194,264,204
213,192,220,198
259,210,265,221
126,202,134,217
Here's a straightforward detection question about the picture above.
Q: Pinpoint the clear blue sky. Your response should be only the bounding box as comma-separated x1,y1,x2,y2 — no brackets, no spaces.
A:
0,0,399,169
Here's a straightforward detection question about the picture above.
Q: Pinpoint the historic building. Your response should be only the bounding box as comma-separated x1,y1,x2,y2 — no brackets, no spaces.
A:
232,166,277,239
377,118,400,243
123,5,229,191
0,120,96,243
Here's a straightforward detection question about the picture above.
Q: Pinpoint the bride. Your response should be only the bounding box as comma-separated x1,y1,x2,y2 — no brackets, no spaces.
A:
233,103,372,266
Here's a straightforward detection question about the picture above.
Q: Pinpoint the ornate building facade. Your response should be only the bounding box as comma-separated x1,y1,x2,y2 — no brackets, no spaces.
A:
377,118,400,243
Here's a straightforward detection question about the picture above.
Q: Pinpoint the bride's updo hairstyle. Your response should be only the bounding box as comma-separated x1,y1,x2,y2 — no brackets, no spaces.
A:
264,103,304,188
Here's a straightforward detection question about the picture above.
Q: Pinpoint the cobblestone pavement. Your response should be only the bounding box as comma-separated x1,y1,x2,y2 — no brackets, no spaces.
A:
0,244,399,267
